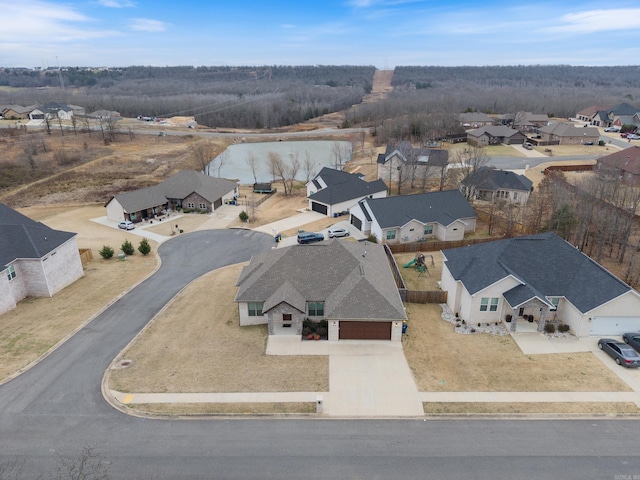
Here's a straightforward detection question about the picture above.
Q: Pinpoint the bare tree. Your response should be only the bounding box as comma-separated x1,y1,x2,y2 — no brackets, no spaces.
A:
268,151,289,195
245,151,260,184
331,141,351,170
285,153,301,196
189,140,218,175
212,150,228,177
303,151,316,183
449,146,491,200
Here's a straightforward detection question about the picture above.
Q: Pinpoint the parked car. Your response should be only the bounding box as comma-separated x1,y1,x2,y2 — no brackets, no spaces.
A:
621,132,629,138
598,338,640,368
328,227,350,238
118,220,135,230
522,142,533,150
622,333,640,354
626,134,640,140
604,126,621,132
297,232,324,244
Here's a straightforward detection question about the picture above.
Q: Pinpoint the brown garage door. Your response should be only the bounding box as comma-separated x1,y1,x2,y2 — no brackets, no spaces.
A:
339,321,391,340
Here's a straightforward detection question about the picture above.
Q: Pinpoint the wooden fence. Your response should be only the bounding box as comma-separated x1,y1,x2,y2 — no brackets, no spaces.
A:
544,163,595,174
386,237,498,254
384,245,406,289
399,289,448,304
79,248,93,266
250,188,278,208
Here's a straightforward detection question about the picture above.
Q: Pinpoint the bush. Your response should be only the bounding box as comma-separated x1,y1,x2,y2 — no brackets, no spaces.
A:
99,245,114,259
239,210,249,222
544,323,556,334
366,234,378,243
558,324,571,333
138,238,151,255
121,239,135,255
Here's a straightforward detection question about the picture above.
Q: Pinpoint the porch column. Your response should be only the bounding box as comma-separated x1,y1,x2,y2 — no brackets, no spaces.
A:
510,318,517,333
537,307,549,333
267,313,274,335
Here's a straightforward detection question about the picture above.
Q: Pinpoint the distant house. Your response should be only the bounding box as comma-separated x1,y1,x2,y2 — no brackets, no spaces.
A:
459,112,495,128
105,170,238,223
465,167,533,204
306,167,387,216
538,122,599,145
88,109,121,120
466,126,527,146
441,232,640,336
376,142,448,186
577,103,640,127
234,239,407,341
512,112,549,132
596,146,640,186
0,203,84,316
349,190,477,243
1,105,32,120
30,102,74,121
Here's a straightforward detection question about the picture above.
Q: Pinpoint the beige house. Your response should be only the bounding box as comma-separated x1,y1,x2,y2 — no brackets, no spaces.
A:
538,122,599,145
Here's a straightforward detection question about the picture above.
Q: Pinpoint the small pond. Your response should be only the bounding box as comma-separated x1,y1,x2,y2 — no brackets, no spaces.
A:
207,140,352,184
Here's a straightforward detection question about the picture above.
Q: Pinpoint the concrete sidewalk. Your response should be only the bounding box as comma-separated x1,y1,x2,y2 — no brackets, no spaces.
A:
253,210,325,236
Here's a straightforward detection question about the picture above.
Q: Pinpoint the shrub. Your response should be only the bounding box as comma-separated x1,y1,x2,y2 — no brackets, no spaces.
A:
366,234,378,243
99,245,114,259
138,238,151,255
121,239,135,255
239,210,249,222
544,323,556,334
558,324,571,333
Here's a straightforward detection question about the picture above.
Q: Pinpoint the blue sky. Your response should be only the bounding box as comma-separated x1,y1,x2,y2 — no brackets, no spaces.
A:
2,0,640,68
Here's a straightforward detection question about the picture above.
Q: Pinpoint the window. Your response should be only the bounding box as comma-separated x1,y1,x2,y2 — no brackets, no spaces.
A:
308,302,325,317
199,203,206,209
386,230,396,240
6,265,16,281
187,202,195,209
423,225,433,235
248,302,264,316
513,192,518,200
549,297,560,311
480,297,499,312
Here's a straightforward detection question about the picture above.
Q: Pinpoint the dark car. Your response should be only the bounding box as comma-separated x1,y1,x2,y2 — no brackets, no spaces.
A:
622,333,640,354
297,232,324,244
598,338,640,368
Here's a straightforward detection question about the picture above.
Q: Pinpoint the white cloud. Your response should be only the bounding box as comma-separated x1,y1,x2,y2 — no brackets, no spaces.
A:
96,0,136,7
544,8,640,34
129,18,169,32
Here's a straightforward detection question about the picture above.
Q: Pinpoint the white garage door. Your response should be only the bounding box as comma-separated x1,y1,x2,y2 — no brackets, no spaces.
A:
590,317,640,336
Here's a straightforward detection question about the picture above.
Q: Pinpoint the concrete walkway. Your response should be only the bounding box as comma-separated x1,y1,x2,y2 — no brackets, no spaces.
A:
253,210,325,236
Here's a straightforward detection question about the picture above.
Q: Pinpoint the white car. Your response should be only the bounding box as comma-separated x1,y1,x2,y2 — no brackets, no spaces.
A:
118,220,135,230
522,142,533,150
604,126,621,132
627,134,640,140
328,227,349,238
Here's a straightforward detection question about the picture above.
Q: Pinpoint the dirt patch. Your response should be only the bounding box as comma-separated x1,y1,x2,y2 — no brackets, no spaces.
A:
108,264,329,394
403,303,631,393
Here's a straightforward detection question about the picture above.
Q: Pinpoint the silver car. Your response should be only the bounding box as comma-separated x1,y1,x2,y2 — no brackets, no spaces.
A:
598,338,640,368
328,227,350,238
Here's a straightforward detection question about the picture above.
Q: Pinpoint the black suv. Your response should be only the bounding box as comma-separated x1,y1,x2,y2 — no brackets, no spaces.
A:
297,232,324,244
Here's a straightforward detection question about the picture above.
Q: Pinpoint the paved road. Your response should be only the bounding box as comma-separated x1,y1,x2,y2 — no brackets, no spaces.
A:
2,230,640,478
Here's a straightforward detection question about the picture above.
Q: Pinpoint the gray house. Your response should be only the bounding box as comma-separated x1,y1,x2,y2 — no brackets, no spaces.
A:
235,239,407,341
466,126,527,146
0,203,84,316
441,232,640,337
105,170,238,223
306,167,387,216
466,167,533,204
349,190,477,243
376,142,448,187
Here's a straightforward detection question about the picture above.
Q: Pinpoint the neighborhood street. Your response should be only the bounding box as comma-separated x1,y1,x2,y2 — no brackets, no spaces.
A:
1,228,640,478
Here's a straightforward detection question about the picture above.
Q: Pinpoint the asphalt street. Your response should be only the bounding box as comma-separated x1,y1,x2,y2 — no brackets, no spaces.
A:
2,213,640,478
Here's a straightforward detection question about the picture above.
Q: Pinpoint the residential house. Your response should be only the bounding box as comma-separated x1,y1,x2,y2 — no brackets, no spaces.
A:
376,142,448,186
538,122,599,145
0,203,84,316
512,112,550,132
105,170,238,223
1,105,33,120
441,232,640,336
466,126,527,146
577,103,639,127
349,190,477,243
576,105,607,123
306,167,387,216
234,239,407,341
596,146,640,186
30,102,74,121
458,112,496,128
466,167,533,204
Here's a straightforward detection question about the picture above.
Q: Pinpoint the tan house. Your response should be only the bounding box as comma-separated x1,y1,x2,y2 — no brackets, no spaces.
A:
596,146,640,186
538,122,599,145
466,126,527,146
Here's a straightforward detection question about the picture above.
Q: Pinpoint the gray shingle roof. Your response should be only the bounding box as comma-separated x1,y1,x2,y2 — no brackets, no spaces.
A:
474,167,533,192
466,126,522,138
443,232,634,314
0,203,76,268
235,239,406,321
307,167,387,205
362,190,477,229
379,142,448,167
110,170,237,212
539,122,599,137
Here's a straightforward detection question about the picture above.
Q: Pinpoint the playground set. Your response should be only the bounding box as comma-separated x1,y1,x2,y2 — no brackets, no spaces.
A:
403,252,434,277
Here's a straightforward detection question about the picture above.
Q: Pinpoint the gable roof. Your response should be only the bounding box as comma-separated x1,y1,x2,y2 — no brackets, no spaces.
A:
307,167,387,205
0,203,76,268
607,102,639,116
466,126,523,138
443,232,634,314
109,170,237,212
576,105,608,117
459,112,495,123
361,190,476,229
378,142,448,167
597,146,640,175
539,122,599,137
474,167,533,192
235,239,406,321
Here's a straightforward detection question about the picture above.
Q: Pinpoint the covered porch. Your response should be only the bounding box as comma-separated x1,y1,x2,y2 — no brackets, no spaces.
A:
503,288,552,334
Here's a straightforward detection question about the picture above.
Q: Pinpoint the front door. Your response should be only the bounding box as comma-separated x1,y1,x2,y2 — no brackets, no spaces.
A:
282,313,292,328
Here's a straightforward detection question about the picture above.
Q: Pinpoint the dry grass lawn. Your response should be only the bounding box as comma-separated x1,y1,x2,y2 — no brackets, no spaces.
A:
394,252,443,291
403,303,632,393
0,204,159,381
108,264,329,394
424,402,640,415
128,402,316,416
